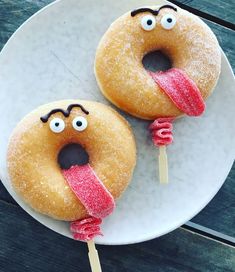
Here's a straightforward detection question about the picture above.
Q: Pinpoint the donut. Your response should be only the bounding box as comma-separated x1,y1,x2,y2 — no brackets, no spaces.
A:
95,4,221,120
7,100,136,224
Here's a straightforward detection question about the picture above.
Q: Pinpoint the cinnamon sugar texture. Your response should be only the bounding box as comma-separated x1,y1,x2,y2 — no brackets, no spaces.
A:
7,100,136,221
95,6,221,120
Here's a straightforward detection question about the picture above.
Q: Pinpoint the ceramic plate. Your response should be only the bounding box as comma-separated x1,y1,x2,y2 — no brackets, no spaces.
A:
0,0,234,245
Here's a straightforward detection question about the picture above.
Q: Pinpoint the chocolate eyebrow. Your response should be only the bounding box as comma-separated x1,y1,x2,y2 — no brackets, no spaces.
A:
131,8,158,17
158,5,177,12
131,5,177,17
40,103,89,123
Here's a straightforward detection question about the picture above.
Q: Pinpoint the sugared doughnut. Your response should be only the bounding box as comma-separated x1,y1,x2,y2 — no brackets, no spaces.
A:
7,100,136,223
95,4,221,119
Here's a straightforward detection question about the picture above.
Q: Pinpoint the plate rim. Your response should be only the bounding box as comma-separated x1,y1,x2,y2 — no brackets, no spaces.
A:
0,0,234,245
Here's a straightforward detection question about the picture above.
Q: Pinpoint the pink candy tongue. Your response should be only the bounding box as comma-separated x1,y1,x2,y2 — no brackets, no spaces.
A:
149,68,205,116
62,164,115,219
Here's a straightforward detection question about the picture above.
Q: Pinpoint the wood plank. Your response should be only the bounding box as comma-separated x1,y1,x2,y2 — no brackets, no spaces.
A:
206,20,235,72
0,201,234,272
0,0,53,50
183,222,235,247
172,0,235,25
191,162,235,237
0,181,17,205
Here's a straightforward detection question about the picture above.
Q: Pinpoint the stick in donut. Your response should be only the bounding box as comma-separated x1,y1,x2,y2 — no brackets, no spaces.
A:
95,4,221,183
7,100,136,271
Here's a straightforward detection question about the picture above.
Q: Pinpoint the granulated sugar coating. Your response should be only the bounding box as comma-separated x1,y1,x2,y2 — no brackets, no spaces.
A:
7,100,136,221
95,6,221,119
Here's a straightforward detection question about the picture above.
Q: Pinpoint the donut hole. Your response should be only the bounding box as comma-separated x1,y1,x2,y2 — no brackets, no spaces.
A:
58,143,89,170
142,50,172,72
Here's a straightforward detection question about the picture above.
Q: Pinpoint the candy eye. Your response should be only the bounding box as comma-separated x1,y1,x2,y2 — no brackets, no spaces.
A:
72,116,88,131
49,118,65,133
161,14,176,30
141,15,156,31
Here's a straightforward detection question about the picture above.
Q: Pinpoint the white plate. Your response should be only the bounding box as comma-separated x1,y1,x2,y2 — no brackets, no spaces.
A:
0,0,234,245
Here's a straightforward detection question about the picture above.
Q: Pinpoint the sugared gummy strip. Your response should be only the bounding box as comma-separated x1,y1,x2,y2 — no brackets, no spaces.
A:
71,217,103,241
62,164,115,219
149,68,205,116
149,117,174,146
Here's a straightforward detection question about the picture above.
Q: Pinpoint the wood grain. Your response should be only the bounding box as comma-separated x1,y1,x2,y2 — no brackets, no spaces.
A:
0,0,52,47
173,0,235,25
206,20,235,71
1,201,234,272
192,163,235,237
0,182,17,205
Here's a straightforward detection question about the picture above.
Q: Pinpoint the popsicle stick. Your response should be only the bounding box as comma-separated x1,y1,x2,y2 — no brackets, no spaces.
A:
87,240,102,272
158,145,168,184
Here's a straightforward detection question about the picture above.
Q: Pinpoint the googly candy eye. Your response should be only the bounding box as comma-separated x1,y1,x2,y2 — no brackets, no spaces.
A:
49,118,65,133
72,116,88,131
141,15,156,31
161,14,176,30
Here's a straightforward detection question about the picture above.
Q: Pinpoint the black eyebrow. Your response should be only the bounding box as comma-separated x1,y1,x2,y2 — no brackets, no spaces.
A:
40,103,89,123
131,5,177,17
131,8,158,17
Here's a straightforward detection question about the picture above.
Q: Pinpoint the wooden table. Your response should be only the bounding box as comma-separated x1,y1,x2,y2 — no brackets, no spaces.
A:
0,1,234,271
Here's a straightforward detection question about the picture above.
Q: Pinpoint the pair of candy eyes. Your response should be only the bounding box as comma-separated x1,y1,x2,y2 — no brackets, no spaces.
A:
141,14,176,31
49,116,88,133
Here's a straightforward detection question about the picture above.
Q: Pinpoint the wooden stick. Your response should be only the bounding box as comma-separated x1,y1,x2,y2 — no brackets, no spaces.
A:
87,240,102,272
158,145,168,184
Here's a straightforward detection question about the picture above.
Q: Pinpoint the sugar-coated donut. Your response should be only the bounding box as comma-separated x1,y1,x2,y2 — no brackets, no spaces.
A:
95,5,221,119
7,100,136,221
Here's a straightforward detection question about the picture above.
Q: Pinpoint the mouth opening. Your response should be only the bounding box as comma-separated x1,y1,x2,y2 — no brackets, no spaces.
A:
142,50,172,73
58,143,89,170
142,50,205,117
58,143,115,219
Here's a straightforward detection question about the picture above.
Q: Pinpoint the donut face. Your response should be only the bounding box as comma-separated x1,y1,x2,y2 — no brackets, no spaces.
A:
7,100,136,221
95,5,221,119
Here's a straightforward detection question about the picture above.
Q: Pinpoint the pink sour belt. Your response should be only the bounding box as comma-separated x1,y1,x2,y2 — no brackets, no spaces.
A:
149,68,205,116
62,164,115,241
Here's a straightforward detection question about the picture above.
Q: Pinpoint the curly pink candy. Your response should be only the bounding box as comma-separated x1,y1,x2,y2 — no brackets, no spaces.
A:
149,117,175,146
62,164,115,241
70,217,103,241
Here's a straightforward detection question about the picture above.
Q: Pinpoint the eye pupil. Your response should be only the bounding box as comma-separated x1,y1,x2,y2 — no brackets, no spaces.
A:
147,19,152,25
167,18,172,23
55,122,59,127
76,121,82,127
